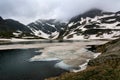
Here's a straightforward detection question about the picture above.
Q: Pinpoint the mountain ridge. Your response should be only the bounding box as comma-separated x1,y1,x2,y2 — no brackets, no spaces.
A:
0,17,33,38
0,9,120,39
28,19,67,39
63,9,120,40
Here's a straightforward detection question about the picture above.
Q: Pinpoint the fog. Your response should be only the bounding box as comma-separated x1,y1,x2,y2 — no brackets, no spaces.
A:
0,0,120,24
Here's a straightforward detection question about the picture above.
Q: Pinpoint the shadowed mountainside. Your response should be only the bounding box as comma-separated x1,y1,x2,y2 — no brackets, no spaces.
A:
0,17,33,38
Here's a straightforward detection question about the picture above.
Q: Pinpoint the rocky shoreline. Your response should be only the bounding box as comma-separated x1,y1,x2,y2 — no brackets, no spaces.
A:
47,38,120,80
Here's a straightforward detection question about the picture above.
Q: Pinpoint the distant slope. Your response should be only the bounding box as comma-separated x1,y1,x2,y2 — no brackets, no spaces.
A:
28,19,66,39
5,19,31,33
63,9,120,40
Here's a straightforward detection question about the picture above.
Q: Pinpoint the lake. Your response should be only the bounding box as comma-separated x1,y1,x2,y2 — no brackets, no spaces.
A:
0,39,108,80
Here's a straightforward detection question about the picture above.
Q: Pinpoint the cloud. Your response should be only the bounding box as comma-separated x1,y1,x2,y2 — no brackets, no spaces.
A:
0,0,120,24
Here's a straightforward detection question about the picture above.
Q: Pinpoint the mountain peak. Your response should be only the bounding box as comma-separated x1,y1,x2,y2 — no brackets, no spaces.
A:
84,8,102,14
70,8,103,22
81,8,102,17
0,16,3,21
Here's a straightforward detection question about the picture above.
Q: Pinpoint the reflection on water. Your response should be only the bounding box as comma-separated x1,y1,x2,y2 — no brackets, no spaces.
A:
0,48,67,80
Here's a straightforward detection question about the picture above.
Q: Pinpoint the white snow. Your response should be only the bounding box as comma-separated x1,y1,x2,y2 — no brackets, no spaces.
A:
91,16,99,22
93,53,101,58
34,30,49,39
100,22,120,29
99,14,115,18
46,23,56,28
106,19,116,22
80,18,86,24
13,30,22,37
72,59,89,72
65,32,119,40
65,13,120,40
28,26,49,39
68,22,74,27
51,31,59,39
61,27,64,30
55,61,74,71
28,25,59,39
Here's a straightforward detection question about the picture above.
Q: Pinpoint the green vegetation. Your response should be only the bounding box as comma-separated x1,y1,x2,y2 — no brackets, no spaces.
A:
0,32,14,38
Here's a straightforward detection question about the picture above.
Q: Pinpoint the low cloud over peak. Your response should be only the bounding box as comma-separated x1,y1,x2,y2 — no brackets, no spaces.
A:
0,0,120,24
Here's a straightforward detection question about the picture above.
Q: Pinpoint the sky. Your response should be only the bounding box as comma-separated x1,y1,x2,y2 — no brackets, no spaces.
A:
0,0,120,24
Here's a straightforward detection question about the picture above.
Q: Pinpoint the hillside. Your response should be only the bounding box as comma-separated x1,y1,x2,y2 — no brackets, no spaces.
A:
28,19,66,39
0,17,33,38
63,9,120,40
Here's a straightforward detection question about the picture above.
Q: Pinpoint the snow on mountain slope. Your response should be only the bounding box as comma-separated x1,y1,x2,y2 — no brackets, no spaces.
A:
0,16,33,38
63,9,120,40
1,9,120,40
28,19,66,39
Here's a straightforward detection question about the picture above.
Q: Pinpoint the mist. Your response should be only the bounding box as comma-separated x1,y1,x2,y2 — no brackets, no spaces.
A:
0,0,120,24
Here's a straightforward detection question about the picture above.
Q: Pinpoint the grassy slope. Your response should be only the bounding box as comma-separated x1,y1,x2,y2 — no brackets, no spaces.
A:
47,39,120,80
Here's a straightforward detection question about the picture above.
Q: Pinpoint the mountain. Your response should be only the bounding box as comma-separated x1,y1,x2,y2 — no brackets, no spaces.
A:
0,17,33,38
0,17,67,39
63,9,120,40
1,9,120,40
28,19,66,39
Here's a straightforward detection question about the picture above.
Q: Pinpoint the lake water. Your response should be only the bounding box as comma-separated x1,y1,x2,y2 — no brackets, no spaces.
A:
0,40,108,80
0,48,67,80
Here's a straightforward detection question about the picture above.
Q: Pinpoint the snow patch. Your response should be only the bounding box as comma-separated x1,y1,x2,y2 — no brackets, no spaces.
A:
68,22,74,27
28,26,49,39
55,61,75,71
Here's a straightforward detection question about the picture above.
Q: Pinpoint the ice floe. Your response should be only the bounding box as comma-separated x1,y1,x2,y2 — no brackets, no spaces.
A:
29,41,107,72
